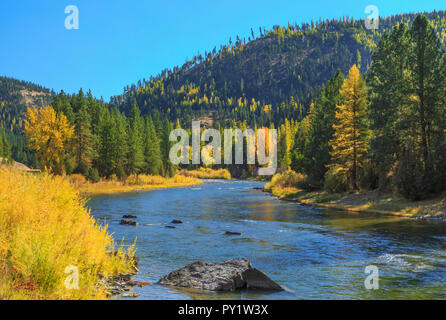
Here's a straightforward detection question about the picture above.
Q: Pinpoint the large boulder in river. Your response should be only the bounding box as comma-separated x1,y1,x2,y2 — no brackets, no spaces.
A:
158,258,283,292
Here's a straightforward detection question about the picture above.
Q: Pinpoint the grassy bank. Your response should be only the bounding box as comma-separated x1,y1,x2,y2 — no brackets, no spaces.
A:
0,169,136,299
265,171,446,219
178,168,231,180
70,173,203,196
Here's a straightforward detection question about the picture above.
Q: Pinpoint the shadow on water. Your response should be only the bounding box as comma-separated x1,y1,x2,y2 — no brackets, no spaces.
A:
88,180,446,300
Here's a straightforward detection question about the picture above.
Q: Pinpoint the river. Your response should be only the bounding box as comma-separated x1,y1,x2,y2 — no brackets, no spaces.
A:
87,179,446,299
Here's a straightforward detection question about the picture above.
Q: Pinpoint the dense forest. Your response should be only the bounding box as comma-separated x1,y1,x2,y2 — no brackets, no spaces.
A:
1,11,446,198
111,10,446,128
289,14,446,200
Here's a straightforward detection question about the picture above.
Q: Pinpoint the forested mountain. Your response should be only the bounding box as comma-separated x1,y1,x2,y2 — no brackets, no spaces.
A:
1,10,446,182
111,10,446,128
0,76,53,166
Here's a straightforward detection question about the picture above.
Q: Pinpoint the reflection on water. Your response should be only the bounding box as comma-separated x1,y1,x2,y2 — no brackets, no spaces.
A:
88,179,446,300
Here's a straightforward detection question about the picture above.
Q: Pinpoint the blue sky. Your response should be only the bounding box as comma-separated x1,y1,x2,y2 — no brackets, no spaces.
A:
0,0,444,100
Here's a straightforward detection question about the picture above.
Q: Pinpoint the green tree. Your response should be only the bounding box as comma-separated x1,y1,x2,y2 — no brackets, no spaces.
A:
126,101,145,175
97,109,116,177
369,23,411,190
143,116,162,175
160,118,175,177
396,15,446,199
73,100,96,175
303,71,344,187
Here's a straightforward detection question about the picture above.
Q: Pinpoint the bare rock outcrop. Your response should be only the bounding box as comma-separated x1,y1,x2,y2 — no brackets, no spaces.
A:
159,258,283,292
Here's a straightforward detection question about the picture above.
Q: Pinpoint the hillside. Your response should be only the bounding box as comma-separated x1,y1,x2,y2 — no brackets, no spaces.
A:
0,10,445,171
111,10,446,128
0,76,53,166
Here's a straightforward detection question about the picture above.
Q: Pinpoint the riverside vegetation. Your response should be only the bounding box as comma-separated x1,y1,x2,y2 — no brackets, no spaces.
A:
0,169,136,299
264,15,446,217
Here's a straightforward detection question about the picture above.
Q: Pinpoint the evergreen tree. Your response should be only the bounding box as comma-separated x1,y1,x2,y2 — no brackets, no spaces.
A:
369,23,410,190
303,71,344,187
0,127,11,161
396,14,446,198
97,109,116,177
291,103,313,172
160,118,175,177
73,100,96,175
126,101,145,175
114,109,129,179
143,116,162,175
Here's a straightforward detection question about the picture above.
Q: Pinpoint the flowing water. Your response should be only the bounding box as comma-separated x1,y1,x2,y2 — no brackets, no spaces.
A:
88,179,446,299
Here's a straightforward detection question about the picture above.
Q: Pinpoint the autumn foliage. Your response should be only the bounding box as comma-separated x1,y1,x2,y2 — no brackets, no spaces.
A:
24,106,74,174
0,169,135,299
328,65,369,190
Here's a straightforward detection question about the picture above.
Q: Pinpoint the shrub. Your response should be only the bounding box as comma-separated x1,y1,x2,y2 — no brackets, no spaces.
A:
265,170,308,191
324,167,349,193
68,173,87,187
179,168,232,180
0,169,134,299
86,168,100,183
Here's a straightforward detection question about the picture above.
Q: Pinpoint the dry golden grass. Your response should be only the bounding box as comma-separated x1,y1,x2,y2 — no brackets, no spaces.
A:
0,168,135,300
179,167,231,180
264,170,307,191
267,183,446,218
71,173,203,196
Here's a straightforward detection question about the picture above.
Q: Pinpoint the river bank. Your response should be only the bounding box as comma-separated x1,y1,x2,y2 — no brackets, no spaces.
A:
265,185,446,220
0,169,136,299
70,174,204,196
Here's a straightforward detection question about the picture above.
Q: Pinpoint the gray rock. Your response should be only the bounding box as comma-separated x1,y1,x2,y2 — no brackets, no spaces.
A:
158,258,283,292
122,291,141,298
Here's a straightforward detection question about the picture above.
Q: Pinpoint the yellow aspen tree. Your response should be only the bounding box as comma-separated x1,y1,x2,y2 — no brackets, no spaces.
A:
24,106,74,175
328,65,369,190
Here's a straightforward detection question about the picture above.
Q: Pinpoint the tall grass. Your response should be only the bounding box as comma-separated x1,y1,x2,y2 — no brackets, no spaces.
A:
179,167,231,180
71,173,203,195
0,169,135,299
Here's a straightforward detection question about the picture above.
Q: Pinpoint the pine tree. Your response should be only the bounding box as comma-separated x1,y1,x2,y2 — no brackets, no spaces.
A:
73,100,96,175
97,109,116,177
328,65,369,190
303,71,344,187
126,101,144,175
397,14,446,198
143,116,162,175
369,23,410,189
291,103,313,172
0,127,10,161
160,118,175,177
114,109,129,179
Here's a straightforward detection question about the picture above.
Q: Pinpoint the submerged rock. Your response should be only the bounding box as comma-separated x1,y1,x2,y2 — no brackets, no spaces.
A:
165,225,176,229
120,219,138,226
158,258,283,292
225,231,242,236
123,215,137,219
